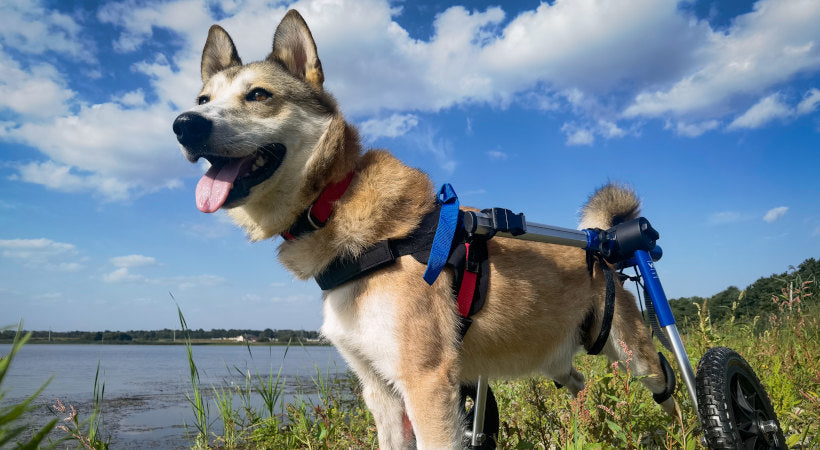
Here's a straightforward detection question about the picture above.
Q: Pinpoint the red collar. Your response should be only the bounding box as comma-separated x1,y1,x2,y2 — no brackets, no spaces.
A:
282,171,355,241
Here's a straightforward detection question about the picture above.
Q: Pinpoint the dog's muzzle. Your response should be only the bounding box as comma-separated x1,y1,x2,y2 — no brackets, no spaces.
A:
173,112,212,162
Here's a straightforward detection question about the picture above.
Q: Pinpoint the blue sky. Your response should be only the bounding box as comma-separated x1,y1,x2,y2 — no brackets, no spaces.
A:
1,0,818,332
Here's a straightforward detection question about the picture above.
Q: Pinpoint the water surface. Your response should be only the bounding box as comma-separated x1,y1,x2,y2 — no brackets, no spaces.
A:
1,343,347,448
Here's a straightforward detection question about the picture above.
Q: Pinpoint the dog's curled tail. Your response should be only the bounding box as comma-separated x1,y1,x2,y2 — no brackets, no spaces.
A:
578,183,641,230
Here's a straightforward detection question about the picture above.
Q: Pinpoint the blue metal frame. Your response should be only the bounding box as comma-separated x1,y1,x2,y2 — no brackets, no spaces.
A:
461,209,706,446
633,249,676,327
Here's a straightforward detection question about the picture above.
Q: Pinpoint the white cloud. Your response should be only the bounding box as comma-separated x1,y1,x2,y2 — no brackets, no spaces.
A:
763,206,788,223
561,123,595,146
0,238,83,270
796,88,820,115
2,0,820,204
103,267,146,283
0,0,96,62
624,0,820,120
0,51,75,119
359,114,419,140
6,102,192,200
598,120,626,139
0,238,75,260
671,119,721,137
728,93,792,129
486,150,508,161
410,128,456,173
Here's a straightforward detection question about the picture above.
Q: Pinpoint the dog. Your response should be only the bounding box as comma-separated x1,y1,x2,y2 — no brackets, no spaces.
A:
173,10,679,448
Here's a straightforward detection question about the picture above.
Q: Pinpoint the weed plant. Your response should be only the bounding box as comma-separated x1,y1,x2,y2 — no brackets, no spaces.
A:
11,275,818,448
0,322,60,449
185,276,817,448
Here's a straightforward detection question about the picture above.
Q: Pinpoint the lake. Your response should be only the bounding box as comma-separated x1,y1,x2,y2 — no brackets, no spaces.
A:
1,343,348,448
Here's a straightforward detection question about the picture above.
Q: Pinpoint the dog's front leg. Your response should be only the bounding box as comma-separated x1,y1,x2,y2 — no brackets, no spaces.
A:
396,343,462,450
332,342,413,449
361,371,415,449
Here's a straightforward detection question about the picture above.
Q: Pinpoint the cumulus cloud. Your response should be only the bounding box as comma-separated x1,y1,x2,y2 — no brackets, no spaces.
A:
670,119,721,137
0,238,83,271
0,0,96,62
2,0,820,203
561,123,595,146
763,206,788,223
0,51,75,119
6,102,192,200
728,93,792,129
797,88,820,115
359,114,419,140
624,0,820,120
103,267,146,283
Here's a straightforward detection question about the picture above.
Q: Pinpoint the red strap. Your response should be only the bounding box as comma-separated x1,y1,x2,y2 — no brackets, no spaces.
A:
311,171,355,223
282,171,355,241
456,242,478,317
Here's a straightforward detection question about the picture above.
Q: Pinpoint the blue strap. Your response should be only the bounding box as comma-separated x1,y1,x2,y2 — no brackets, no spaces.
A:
423,184,459,285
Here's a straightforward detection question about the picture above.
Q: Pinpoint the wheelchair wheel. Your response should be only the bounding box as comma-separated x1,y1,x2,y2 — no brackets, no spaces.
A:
695,347,786,449
460,384,499,449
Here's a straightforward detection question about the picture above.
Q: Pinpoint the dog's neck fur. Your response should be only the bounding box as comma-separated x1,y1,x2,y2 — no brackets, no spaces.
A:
277,121,436,280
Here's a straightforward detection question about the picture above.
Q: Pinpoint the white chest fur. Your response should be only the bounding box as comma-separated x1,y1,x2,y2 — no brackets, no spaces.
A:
321,283,401,382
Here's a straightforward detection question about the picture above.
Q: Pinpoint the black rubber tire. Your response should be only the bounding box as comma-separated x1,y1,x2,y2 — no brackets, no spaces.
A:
460,384,499,449
695,346,786,449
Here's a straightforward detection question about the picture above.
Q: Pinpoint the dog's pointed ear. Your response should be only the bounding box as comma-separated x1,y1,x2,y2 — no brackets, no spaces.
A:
201,25,242,83
268,10,324,89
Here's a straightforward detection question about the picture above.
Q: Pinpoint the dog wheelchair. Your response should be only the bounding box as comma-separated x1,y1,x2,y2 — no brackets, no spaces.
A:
456,207,786,449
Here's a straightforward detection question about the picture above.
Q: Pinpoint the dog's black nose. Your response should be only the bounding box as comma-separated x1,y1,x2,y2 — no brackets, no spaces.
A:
173,112,212,148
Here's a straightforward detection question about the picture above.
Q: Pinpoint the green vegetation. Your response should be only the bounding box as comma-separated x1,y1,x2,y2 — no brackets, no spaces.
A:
0,323,60,449
5,257,818,448
669,257,819,329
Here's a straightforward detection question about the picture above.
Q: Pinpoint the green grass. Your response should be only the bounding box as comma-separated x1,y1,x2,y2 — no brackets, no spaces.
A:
9,276,818,449
0,322,60,449
178,277,817,449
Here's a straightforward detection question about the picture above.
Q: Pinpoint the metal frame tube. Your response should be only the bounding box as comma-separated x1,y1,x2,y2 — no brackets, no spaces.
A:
470,376,489,447
663,324,700,416
467,214,703,423
496,221,589,248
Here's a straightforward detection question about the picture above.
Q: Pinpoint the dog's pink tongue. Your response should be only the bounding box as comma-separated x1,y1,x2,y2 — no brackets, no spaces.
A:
195,159,246,213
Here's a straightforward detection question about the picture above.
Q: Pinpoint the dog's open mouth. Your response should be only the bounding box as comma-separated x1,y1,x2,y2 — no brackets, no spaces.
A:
195,143,286,213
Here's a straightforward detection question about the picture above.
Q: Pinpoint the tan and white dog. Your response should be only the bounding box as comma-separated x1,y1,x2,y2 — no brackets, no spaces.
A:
173,10,678,448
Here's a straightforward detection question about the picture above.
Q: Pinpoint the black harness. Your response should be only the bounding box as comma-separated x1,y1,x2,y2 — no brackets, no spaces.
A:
315,207,489,339
312,207,613,348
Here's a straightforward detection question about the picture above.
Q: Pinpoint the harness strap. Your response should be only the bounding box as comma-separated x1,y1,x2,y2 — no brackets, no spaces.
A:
282,171,355,241
456,242,478,317
653,352,676,404
422,184,459,285
586,254,615,356
314,208,441,290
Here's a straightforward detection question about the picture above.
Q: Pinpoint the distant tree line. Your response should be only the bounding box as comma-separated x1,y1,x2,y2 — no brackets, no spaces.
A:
0,327,321,343
667,257,818,329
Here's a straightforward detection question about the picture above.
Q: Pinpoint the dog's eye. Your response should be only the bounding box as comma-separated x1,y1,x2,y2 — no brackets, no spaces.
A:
197,95,210,105
246,88,271,102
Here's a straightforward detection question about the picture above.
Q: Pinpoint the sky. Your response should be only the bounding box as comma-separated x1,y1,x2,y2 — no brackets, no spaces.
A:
1,0,818,332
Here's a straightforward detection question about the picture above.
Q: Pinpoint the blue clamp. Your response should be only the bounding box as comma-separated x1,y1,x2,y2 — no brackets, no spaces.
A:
422,184,459,285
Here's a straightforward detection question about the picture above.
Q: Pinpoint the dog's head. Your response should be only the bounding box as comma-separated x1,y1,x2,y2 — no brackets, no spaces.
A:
173,10,356,240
